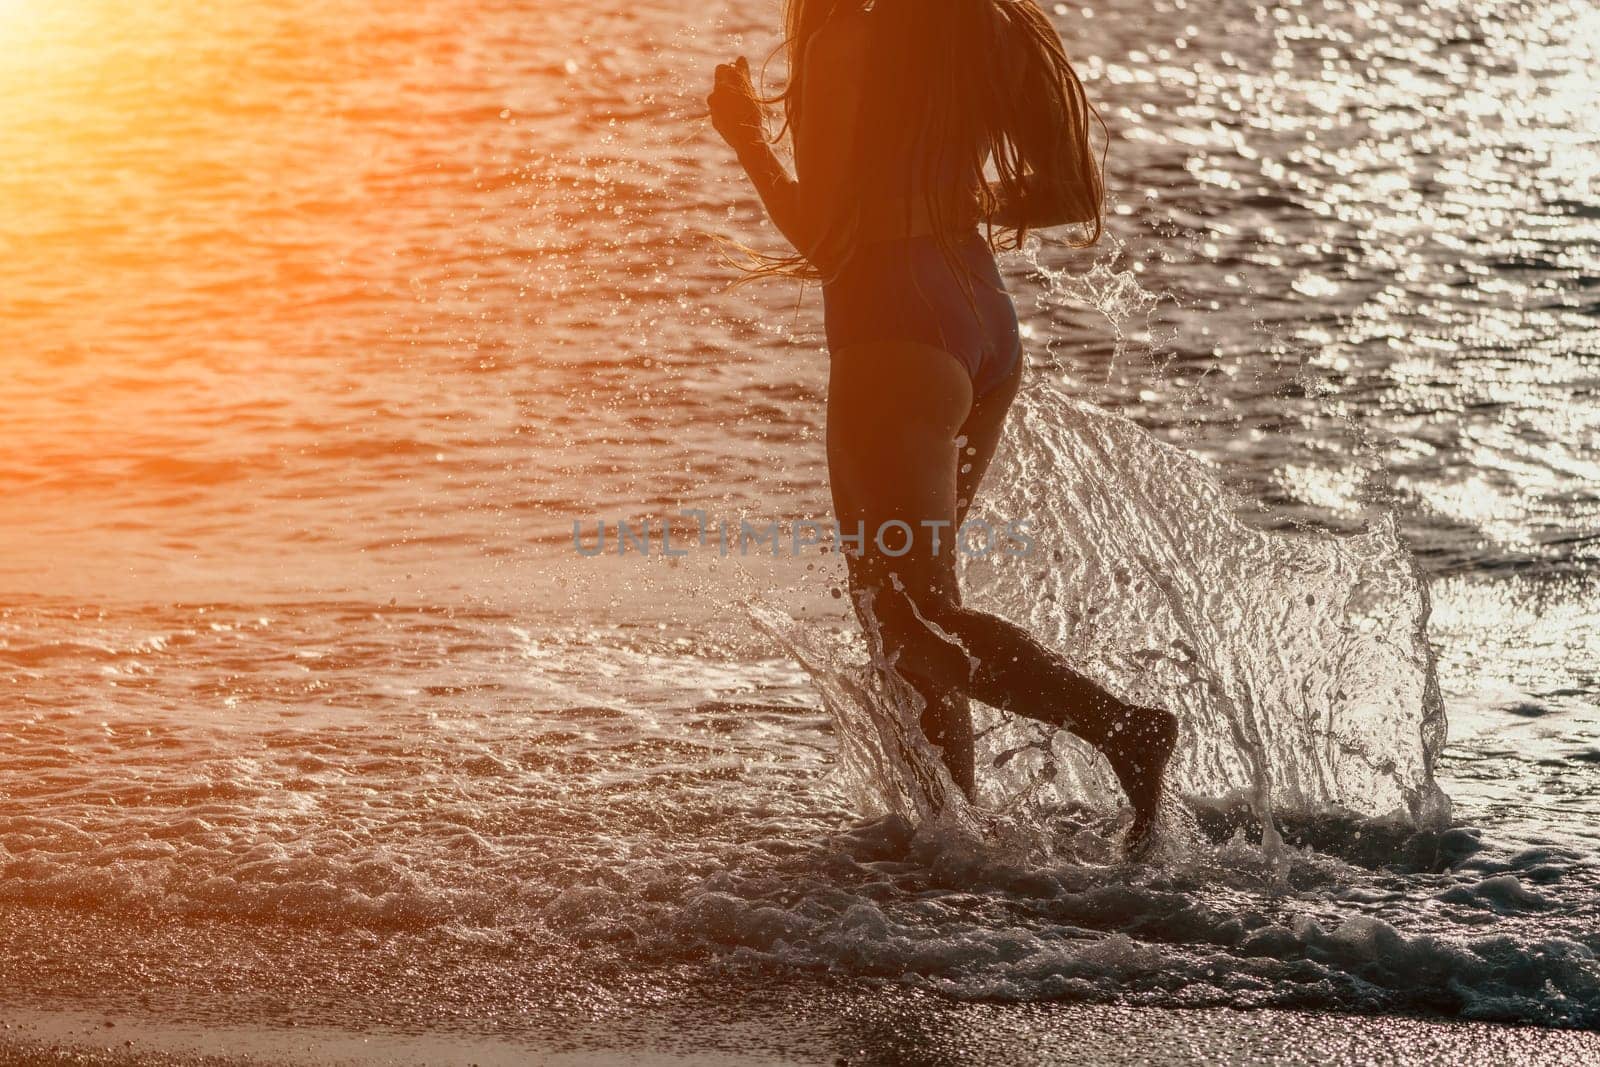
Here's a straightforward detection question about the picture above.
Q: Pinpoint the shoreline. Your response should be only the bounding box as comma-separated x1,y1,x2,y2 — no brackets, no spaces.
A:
3,1002,1597,1067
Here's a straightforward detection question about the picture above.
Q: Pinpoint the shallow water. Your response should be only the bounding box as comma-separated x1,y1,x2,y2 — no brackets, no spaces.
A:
1,0,1598,1048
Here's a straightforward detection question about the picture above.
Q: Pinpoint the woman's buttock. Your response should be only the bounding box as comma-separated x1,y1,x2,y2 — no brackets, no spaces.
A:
822,232,1022,399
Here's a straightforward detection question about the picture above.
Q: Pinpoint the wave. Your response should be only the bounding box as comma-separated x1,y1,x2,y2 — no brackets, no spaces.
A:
661,814,1599,1029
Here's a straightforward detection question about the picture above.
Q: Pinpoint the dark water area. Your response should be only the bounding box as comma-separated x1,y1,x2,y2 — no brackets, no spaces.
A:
1,0,1598,1057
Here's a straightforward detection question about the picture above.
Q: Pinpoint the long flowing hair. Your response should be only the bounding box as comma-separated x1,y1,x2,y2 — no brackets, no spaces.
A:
735,0,1106,284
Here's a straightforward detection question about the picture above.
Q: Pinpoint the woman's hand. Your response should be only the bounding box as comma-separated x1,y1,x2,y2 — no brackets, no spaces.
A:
708,55,765,153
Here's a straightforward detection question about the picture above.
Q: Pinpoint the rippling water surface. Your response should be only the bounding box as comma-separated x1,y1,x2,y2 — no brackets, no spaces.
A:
2,0,1598,1056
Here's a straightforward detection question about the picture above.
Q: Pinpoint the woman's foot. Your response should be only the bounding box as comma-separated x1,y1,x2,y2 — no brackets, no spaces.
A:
1099,705,1177,852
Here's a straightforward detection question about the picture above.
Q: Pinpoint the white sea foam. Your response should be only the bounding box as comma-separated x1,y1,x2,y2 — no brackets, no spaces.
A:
655,814,1600,1027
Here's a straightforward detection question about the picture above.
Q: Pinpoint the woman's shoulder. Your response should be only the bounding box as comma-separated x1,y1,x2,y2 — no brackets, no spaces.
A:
805,8,873,72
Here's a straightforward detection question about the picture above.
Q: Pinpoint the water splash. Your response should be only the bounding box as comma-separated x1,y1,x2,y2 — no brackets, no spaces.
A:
751,599,968,830
1021,236,1167,373
749,598,1094,861
962,378,1450,837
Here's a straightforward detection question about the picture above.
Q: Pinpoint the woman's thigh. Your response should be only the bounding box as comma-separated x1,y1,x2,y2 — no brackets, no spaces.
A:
955,355,1023,527
826,340,973,609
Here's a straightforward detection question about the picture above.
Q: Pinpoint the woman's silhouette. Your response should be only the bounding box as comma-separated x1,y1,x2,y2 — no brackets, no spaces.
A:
708,0,1177,846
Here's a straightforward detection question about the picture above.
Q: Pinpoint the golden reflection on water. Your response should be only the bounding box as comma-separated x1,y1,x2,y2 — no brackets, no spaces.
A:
0,0,1594,589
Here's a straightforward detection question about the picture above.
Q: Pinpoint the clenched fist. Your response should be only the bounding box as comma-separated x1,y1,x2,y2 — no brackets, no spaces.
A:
708,55,765,153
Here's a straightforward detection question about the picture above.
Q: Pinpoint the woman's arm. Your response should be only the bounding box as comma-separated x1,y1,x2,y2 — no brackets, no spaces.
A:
708,22,868,267
733,138,812,254
708,57,812,255
707,56,810,251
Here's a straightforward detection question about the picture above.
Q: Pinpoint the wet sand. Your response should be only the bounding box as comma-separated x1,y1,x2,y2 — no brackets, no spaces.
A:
4,1001,1599,1067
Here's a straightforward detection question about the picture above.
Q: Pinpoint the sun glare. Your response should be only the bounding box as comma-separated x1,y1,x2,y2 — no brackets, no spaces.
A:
0,0,73,83
0,0,47,37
